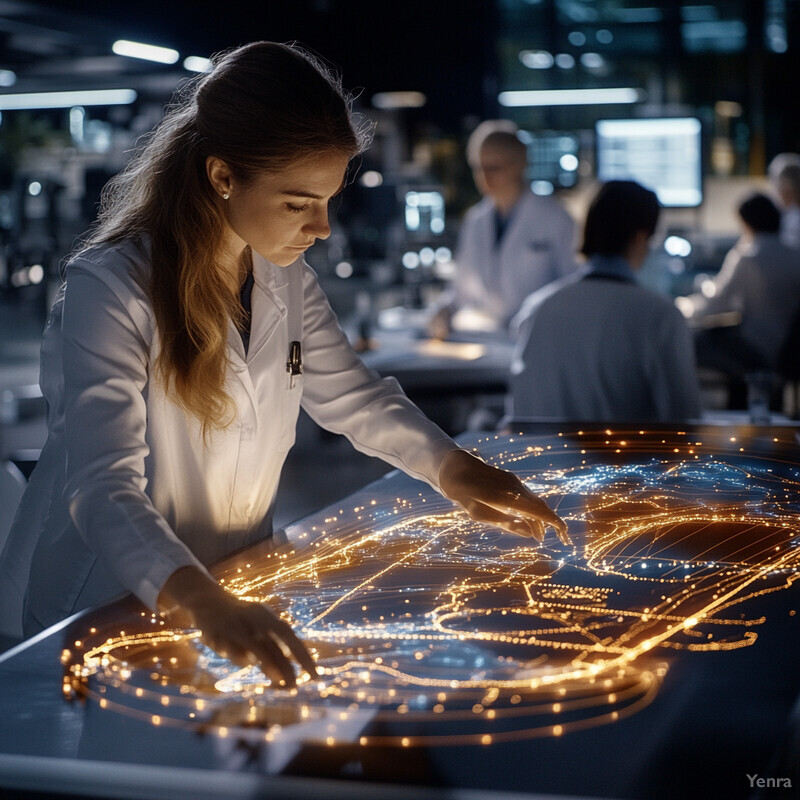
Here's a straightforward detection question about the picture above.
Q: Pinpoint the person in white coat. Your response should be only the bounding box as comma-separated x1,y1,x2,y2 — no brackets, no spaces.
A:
429,120,577,337
508,180,701,423
0,42,567,686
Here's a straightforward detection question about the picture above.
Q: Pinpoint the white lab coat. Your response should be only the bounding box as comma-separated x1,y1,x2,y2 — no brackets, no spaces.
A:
453,189,577,327
780,206,800,249
681,233,800,367
508,257,702,423
0,238,458,636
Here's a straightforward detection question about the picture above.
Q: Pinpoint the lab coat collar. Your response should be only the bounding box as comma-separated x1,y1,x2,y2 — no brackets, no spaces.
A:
580,255,637,284
227,250,292,365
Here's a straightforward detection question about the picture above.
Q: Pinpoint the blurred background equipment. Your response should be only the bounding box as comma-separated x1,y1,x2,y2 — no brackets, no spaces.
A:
2,0,800,497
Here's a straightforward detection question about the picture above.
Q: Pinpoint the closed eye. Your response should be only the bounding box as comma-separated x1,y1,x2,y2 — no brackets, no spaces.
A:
286,203,309,214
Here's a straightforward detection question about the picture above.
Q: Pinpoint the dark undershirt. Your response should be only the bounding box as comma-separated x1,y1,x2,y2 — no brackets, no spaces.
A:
493,209,511,245
238,271,255,355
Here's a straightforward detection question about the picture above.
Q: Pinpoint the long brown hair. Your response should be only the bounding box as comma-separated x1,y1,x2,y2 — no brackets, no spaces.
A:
82,42,368,430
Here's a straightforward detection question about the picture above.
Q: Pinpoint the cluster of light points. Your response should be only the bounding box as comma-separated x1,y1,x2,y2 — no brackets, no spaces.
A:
63,427,800,750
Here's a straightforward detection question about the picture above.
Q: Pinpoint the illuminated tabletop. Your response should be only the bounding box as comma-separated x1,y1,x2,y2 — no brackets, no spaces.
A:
2,423,800,800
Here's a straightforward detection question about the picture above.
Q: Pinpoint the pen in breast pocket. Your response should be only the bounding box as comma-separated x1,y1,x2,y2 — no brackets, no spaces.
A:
287,340,303,388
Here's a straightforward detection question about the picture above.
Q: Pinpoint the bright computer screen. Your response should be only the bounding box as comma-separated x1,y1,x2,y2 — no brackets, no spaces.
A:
520,130,580,193
595,117,703,207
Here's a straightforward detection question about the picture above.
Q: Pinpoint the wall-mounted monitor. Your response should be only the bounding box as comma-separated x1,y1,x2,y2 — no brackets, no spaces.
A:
595,117,703,208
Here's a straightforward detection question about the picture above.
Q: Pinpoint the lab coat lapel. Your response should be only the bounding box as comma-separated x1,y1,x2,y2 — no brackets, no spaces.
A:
241,252,287,364
497,191,529,263
475,200,496,261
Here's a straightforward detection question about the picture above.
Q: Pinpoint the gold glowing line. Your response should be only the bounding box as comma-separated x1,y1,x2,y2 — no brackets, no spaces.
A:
60,428,800,747
303,516,458,628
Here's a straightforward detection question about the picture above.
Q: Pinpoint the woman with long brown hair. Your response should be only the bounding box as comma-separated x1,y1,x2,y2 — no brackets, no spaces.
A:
0,41,567,687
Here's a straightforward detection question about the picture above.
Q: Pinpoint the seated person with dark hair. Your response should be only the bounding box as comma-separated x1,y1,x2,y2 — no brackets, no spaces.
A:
676,192,800,405
508,180,701,423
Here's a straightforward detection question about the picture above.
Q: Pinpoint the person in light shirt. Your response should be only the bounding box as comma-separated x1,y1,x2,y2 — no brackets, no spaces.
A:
0,42,568,686
676,192,800,405
509,180,701,423
768,152,800,249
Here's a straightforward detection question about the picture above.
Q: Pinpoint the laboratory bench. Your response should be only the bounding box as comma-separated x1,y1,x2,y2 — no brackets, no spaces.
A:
347,306,514,434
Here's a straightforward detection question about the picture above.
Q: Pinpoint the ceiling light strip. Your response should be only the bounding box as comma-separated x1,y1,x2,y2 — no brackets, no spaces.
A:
498,87,644,107
112,40,179,65
0,89,138,110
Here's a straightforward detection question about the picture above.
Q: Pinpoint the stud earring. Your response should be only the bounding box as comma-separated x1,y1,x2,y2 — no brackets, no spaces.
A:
222,192,230,200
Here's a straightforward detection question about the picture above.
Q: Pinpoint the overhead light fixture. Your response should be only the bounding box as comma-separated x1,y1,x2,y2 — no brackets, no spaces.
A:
372,91,426,110
112,39,179,65
498,87,644,107
183,56,213,73
519,50,555,69
0,89,138,110
0,70,16,87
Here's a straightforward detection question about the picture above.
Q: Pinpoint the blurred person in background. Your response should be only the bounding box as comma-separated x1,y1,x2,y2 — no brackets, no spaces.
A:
508,180,701,423
676,191,800,406
429,120,576,338
768,152,800,249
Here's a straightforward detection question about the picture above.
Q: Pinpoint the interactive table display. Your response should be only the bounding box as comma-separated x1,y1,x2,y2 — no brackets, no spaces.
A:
2,423,800,800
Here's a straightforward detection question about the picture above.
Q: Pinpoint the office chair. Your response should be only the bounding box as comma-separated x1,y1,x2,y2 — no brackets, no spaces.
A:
775,303,800,418
0,460,26,646
0,460,25,552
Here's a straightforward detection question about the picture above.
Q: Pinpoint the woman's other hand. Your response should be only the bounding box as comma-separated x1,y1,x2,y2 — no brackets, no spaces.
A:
438,449,570,545
157,566,317,689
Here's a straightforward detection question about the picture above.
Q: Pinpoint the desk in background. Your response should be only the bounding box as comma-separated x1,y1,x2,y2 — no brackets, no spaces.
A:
354,307,514,434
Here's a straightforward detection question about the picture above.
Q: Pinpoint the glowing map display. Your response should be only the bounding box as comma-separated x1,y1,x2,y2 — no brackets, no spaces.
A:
63,426,800,751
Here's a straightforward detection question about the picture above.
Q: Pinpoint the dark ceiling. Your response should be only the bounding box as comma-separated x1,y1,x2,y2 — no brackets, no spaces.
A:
0,0,497,127
2,0,800,156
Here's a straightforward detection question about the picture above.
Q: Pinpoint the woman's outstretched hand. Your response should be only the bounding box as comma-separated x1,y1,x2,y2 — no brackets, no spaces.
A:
438,448,570,545
157,566,317,689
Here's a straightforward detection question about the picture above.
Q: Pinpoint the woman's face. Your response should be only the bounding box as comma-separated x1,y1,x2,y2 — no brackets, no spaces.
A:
214,151,351,268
